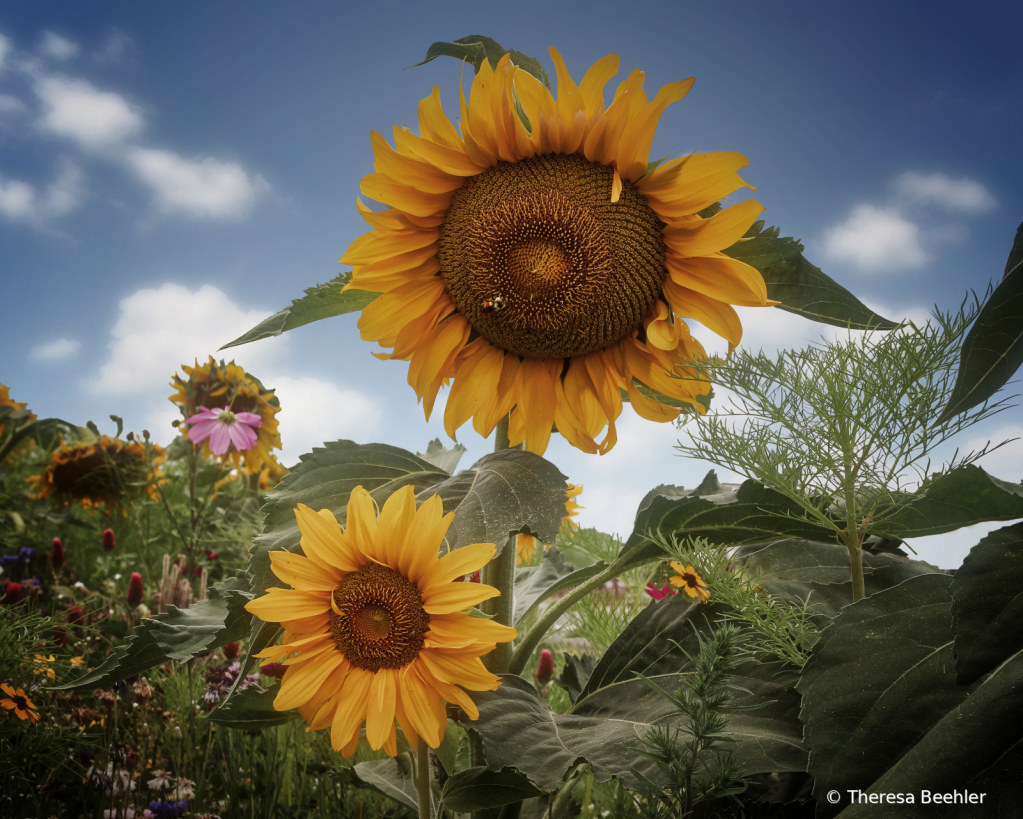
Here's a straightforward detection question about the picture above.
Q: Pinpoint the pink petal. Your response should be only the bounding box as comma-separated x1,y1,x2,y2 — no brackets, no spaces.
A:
208,423,233,455
234,412,261,427
187,419,219,444
227,422,258,452
184,407,216,425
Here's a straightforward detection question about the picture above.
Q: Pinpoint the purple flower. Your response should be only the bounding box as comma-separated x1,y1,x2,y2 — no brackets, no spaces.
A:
18,547,38,562
185,407,261,456
146,800,188,818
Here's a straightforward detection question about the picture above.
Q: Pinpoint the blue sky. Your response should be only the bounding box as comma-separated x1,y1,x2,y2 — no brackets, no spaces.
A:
2,1,1021,567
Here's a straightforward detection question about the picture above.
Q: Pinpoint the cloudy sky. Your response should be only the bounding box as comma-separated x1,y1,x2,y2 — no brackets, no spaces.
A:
2,1,1021,568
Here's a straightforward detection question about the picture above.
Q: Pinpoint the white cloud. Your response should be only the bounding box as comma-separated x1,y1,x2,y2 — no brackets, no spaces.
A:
272,376,379,466
0,157,85,223
126,147,270,219
823,205,928,272
93,30,133,64
91,283,288,396
0,94,27,114
35,75,145,150
30,337,81,361
39,32,79,61
895,171,997,213
965,425,1023,483
0,33,12,72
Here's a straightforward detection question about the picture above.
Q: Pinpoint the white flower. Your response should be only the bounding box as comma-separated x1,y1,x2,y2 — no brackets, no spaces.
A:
172,776,196,799
112,768,135,794
146,769,171,790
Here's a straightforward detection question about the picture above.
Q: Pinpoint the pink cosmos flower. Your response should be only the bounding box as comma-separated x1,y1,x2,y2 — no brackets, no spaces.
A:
185,407,261,455
645,582,677,601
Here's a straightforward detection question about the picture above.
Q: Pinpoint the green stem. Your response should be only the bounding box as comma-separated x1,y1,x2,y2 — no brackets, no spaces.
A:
416,743,433,819
508,553,653,677
845,533,865,602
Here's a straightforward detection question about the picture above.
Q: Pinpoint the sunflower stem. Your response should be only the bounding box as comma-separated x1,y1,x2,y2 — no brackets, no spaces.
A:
416,742,433,819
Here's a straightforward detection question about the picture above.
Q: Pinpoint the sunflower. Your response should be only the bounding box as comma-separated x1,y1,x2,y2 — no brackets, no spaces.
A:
0,683,40,723
341,49,771,456
169,357,282,475
668,560,711,602
245,485,517,756
516,482,583,565
26,435,167,511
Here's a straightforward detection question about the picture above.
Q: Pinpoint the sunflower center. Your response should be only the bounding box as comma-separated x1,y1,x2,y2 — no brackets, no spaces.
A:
439,153,667,359
328,563,430,672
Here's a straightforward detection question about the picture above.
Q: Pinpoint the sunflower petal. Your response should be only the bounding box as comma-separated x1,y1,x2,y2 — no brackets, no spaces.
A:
365,668,398,751
275,651,345,712
421,581,500,614
330,666,373,752
245,588,330,623
419,542,497,589
269,550,342,592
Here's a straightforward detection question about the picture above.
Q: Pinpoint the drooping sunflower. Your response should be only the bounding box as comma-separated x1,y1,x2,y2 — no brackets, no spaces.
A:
246,485,517,756
169,357,282,475
27,435,167,511
516,482,583,565
341,49,772,456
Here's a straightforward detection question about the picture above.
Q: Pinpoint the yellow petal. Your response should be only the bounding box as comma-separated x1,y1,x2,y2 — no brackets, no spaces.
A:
667,251,769,307
269,550,342,592
376,485,417,567
275,651,345,712
360,173,451,218
340,226,439,266
419,542,497,590
427,613,517,647
370,131,463,194
330,666,373,752
517,357,560,455
401,494,453,583
295,504,364,572
444,341,504,440
246,588,330,623
419,650,501,691
364,668,398,751
579,54,619,119
345,486,379,561
662,199,764,258
616,78,694,182
394,126,486,176
421,581,500,614
400,661,447,748
662,279,743,352
417,86,464,152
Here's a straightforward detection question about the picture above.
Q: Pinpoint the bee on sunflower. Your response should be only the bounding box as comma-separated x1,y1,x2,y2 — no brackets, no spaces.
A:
341,48,774,456
26,435,166,511
169,357,283,476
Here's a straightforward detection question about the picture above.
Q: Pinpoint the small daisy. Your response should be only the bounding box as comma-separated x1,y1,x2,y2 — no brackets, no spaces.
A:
668,561,711,603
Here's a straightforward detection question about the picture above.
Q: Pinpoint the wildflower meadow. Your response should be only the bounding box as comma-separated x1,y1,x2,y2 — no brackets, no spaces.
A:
3,26,1023,819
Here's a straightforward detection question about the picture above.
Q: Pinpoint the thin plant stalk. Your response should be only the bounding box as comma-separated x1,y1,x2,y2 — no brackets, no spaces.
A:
416,743,433,819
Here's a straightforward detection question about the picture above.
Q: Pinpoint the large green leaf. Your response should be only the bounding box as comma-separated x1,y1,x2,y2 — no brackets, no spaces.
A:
416,437,467,475
351,756,418,812
207,682,298,729
462,594,805,792
950,521,1023,684
412,35,551,89
54,575,253,691
219,273,377,350
440,766,542,812
937,219,1023,422
513,546,609,626
878,464,1023,538
723,220,899,331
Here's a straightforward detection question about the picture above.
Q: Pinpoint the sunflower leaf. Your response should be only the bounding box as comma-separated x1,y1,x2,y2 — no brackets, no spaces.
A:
52,574,254,692
416,437,468,475
207,683,298,729
937,220,1023,423
950,521,1023,685
798,573,1023,815
351,756,419,812
723,220,899,331
421,449,568,557
412,35,551,90
513,546,609,626
219,273,378,350
440,766,543,811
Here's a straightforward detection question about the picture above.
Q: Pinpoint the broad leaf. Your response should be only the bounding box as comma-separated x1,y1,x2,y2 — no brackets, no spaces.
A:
351,756,418,812
513,547,608,625
416,437,467,475
207,683,297,729
937,219,1023,422
440,766,542,812
55,575,253,691
554,653,597,704
951,521,1023,684
798,574,961,816
723,220,899,331
463,594,805,792
413,35,551,89
220,273,377,350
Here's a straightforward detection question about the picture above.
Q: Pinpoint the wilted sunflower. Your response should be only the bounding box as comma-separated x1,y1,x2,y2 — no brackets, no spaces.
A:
246,485,516,756
669,560,711,602
169,357,282,475
27,435,166,511
516,482,583,565
341,49,771,455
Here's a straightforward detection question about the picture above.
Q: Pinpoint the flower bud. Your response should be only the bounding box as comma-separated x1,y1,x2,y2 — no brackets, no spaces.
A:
536,648,555,686
222,641,239,660
66,605,84,625
2,581,22,605
51,537,66,569
102,529,116,552
142,429,150,441
259,662,288,679
126,572,144,607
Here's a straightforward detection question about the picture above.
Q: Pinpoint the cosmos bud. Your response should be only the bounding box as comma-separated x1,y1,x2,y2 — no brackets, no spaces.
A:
102,529,116,552
222,641,239,660
51,538,66,570
535,648,555,686
126,573,144,607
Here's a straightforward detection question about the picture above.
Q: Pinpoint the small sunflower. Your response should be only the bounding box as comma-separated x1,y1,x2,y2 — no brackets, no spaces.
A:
27,435,166,511
668,560,711,602
341,49,771,455
169,357,282,475
245,485,517,757
516,482,583,565
0,683,40,723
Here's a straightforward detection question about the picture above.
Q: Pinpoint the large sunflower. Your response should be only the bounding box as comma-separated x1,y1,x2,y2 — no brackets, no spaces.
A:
341,49,771,456
169,357,282,475
27,435,166,510
246,485,516,756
